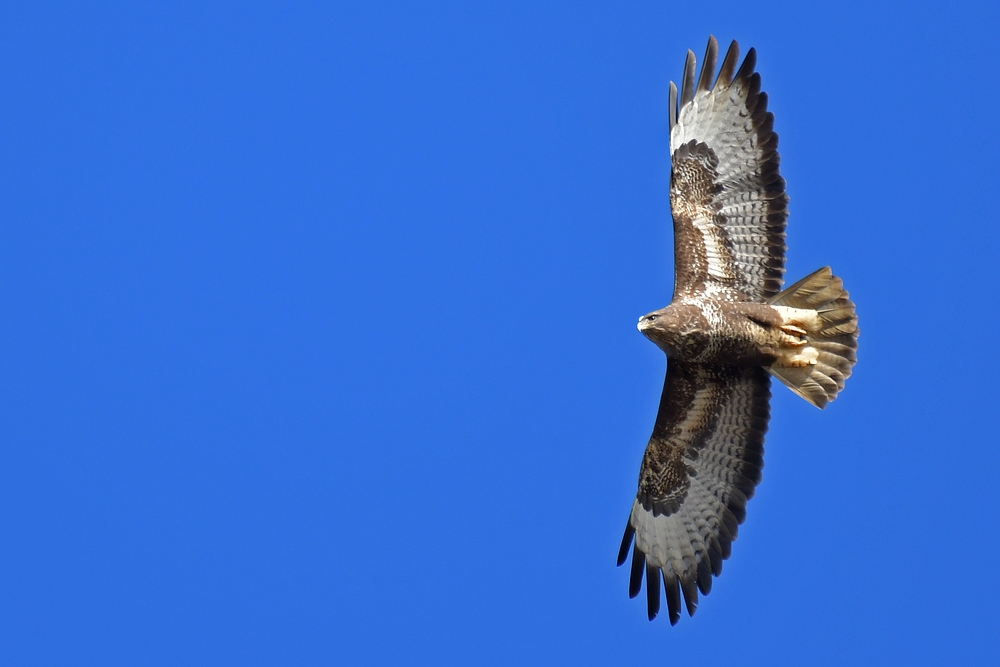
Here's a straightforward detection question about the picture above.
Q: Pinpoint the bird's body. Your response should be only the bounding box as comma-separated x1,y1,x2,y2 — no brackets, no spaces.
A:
640,293,847,371
618,37,858,624
640,297,785,367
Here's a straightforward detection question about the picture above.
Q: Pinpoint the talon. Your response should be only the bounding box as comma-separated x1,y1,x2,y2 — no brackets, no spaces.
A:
780,324,807,337
779,333,807,348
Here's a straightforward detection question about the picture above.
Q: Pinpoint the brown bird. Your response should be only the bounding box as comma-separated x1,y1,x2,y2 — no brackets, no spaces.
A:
618,36,859,624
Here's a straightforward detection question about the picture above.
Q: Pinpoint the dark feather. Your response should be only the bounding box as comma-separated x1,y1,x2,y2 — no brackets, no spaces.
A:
668,81,677,131
728,500,747,524
715,40,739,89
759,132,779,152
707,538,724,576
720,508,738,540
696,558,713,595
663,572,682,625
719,534,733,560
680,576,699,617
756,91,770,115
696,36,718,93
746,73,763,114
617,520,635,566
646,564,661,620
680,50,696,107
629,543,645,599
735,47,757,84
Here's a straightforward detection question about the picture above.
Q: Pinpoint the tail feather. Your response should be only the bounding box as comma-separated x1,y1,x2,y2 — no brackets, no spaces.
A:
767,267,858,408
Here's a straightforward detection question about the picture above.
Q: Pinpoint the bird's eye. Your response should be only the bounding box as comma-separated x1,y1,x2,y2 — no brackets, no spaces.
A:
648,314,658,321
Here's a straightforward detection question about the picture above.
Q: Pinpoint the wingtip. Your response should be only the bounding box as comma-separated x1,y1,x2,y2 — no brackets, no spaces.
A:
715,40,739,89
736,47,757,82
696,36,718,93
680,49,696,106
628,543,645,599
663,572,681,625
681,577,699,617
645,563,661,621
668,81,678,130
617,520,635,566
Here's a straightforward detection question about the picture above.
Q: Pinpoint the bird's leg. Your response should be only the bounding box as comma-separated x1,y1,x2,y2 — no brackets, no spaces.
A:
780,324,807,337
773,319,816,368
778,324,808,347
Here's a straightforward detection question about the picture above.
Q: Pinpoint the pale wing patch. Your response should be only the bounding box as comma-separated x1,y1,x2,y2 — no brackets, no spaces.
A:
670,140,739,293
701,224,735,283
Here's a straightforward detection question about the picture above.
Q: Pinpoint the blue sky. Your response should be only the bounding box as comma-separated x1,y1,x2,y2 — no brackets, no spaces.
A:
2,1,999,665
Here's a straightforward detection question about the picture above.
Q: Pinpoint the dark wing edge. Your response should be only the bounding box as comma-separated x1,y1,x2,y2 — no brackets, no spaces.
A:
668,36,788,303
617,360,770,624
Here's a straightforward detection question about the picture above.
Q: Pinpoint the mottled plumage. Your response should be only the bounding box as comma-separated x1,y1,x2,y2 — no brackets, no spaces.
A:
618,37,859,624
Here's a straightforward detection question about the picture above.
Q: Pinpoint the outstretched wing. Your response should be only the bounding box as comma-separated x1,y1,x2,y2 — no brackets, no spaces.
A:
669,36,788,303
617,360,770,623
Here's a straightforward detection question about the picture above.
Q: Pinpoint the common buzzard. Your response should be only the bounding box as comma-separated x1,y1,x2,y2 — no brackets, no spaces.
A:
617,36,859,624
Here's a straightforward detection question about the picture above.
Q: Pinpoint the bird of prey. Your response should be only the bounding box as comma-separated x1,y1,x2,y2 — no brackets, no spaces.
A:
617,36,859,624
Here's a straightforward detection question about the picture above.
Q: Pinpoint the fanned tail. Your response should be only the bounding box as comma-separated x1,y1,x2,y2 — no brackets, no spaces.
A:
766,267,858,408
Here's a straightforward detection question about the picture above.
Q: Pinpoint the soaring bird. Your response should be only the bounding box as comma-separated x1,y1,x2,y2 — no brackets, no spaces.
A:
617,36,858,624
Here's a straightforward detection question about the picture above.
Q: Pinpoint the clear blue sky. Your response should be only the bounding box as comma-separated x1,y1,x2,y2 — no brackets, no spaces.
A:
2,1,998,665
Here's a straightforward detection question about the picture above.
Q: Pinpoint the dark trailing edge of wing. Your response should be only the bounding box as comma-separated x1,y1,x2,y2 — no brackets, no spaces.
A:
697,557,713,595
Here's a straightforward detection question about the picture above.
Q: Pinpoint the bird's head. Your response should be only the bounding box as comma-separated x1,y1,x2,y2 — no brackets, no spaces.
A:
637,304,707,359
637,308,675,345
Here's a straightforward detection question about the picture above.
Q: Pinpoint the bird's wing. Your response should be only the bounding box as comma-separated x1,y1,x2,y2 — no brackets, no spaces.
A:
618,360,770,623
669,36,788,303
